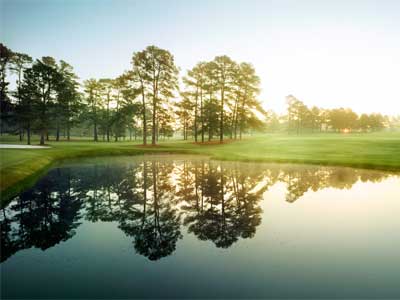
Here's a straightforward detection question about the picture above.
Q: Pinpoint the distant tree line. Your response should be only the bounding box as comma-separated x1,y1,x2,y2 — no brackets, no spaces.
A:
282,95,397,134
1,43,266,145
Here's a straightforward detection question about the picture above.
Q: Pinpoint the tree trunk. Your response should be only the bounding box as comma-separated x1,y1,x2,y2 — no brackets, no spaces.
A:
152,99,156,145
56,121,60,141
94,120,98,142
40,129,45,145
219,88,224,143
233,96,239,139
17,70,23,142
239,97,245,140
106,96,110,142
183,118,186,140
141,86,147,146
200,88,204,143
27,125,31,145
194,87,198,143
67,123,70,141
156,120,159,142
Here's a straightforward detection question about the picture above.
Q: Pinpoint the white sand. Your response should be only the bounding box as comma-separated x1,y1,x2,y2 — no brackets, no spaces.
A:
0,144,51,149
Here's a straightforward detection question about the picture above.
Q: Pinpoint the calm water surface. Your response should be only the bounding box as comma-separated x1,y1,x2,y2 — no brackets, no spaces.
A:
1,155,399,299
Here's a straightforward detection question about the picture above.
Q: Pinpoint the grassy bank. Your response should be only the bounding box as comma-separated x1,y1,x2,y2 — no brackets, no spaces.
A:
1,132,399,206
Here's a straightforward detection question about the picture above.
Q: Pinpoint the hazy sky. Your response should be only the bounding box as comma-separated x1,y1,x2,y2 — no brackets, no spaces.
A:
2,0,400,114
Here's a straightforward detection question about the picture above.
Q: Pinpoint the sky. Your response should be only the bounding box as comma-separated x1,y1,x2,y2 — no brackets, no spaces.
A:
2,0,400,115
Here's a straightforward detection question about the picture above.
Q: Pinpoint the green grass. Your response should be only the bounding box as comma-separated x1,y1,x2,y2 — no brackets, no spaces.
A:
1,132,399,206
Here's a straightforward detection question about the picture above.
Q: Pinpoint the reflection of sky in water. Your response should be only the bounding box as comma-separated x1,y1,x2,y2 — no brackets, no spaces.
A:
1,156,399,299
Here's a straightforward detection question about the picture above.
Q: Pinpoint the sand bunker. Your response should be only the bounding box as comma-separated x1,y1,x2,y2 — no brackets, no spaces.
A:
0,144,51,149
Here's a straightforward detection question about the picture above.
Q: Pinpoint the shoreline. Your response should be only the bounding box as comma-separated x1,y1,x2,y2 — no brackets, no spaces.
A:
1,140,399,207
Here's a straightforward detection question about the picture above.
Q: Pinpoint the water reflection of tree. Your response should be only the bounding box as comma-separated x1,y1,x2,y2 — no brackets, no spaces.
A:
0,159,393,263
118,161,182,260
1,168,82,262
179,161,268,248
281,165,390,202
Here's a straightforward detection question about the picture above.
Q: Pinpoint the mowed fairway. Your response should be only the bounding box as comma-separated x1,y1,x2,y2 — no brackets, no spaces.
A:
1,132,399,205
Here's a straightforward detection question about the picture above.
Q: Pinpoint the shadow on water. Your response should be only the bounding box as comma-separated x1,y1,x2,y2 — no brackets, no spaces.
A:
0,156,394,262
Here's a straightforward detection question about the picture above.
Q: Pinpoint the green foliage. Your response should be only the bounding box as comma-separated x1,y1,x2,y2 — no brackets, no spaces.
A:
19,58,62,144
180,57,264,142
131,45,179,145
0,43,16,134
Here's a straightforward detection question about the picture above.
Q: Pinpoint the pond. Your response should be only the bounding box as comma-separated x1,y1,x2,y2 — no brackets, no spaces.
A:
1,155,399,299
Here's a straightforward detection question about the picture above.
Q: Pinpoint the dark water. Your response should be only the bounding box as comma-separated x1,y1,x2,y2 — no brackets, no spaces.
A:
1,155,399,299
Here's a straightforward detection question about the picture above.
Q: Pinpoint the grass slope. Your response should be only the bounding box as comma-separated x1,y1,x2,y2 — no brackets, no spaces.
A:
1,132,399,206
